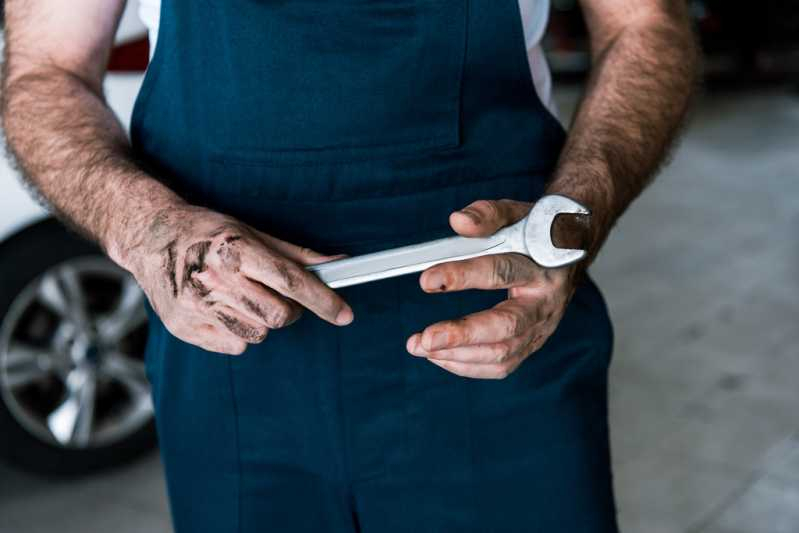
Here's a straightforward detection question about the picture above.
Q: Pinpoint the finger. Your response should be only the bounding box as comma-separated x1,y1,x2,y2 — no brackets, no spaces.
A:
241,249,354,326
420,253,540,292
428,358,520,380
213,305,269,344
227,279,302,329
186,323,248,356
188,256,303,329
407,333,527,364
416,301,535,351
449,199,531,237
308,253,349,264
257,232,348,266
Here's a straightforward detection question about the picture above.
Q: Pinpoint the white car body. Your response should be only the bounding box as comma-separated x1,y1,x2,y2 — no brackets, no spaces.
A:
0,1,147,243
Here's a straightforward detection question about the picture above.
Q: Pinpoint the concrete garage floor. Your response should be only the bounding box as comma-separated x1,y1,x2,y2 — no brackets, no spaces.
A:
1,87,798,533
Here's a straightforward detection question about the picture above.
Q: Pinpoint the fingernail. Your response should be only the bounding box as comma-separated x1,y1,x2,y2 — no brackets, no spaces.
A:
336,306,354,325
406,334,424,356
426,331,448,351
423,271,447,292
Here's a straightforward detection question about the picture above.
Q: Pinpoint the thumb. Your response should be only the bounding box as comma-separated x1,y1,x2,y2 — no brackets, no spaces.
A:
449,199,531,237
256,231,347,266
299,252,349,267
280,244,348,267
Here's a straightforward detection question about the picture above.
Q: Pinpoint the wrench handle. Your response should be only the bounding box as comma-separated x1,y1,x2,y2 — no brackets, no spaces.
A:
307,233,512,289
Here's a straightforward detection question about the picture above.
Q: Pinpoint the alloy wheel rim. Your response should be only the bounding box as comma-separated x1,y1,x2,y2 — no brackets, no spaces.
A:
0,257,152,449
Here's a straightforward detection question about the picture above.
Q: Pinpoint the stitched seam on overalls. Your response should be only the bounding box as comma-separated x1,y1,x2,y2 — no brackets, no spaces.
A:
208,141,461,169
213,134,457,158
204,169,549,203
226,357,243,533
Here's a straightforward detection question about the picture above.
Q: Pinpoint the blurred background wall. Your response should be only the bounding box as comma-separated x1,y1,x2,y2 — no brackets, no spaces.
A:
0,2,798,532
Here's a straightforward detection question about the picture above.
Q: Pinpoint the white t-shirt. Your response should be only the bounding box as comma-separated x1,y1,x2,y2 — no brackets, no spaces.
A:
137,0,556,116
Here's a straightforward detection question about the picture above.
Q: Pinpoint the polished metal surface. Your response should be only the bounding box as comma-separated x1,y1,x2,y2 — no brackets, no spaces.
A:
308,194,589,288
0,257,152,449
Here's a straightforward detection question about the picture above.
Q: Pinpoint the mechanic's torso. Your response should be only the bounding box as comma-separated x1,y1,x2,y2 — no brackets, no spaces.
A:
130,0,566,253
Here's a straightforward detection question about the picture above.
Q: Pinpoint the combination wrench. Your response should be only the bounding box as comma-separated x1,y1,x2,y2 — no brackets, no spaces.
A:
307,194,589,289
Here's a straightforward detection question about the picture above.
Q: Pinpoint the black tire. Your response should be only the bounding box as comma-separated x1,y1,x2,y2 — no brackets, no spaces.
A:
0,218,156,477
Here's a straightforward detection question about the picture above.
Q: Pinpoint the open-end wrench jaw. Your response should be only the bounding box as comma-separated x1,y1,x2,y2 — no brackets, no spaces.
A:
523,194,590,269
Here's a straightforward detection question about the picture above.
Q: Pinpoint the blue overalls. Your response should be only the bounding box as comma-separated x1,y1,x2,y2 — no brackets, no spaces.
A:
131,1,618,531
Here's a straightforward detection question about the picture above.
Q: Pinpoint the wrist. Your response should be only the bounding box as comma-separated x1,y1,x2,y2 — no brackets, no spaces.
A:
103,180,189,273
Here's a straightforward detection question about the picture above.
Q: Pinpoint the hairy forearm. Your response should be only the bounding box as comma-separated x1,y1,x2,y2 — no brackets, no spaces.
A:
547,10,699,261
1,65,185,266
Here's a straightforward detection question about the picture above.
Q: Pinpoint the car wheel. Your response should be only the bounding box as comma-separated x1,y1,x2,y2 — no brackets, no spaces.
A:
0,219,156,476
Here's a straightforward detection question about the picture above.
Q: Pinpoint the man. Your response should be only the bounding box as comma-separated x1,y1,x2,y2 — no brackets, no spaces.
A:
2,0,696,531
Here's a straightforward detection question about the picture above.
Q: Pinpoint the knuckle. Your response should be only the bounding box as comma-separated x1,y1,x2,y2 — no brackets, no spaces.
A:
499,309,522,337
209,226,249,250
449,322,467,346
270,260,303,292
251,326,269,343
474,199,499,219
425,325,452,350
285,305,303,326
492,256,516,286
502,198,529,219
266,301,293,328
213,232,245,270
494,342,512,363
215,310,267,343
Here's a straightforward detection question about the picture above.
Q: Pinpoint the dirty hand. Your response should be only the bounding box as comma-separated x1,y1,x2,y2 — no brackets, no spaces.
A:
121,205,353,355
406,199,577,379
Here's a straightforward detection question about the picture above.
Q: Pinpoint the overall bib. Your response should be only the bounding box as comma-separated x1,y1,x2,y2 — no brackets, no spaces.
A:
131,1,618,531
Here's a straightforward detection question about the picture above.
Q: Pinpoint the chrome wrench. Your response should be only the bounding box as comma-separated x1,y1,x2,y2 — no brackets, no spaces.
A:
307,194,589,289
